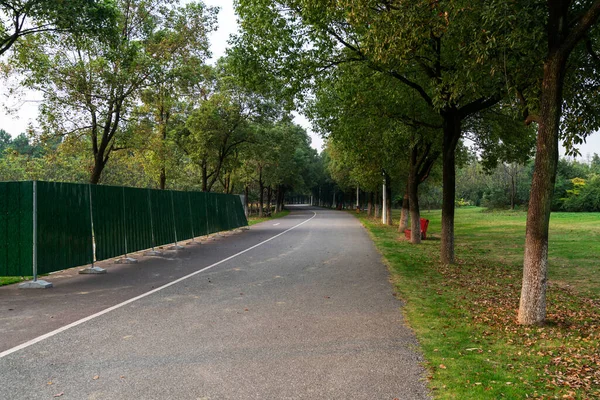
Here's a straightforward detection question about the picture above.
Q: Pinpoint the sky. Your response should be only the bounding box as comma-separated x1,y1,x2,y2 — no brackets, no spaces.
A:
2,0,599,158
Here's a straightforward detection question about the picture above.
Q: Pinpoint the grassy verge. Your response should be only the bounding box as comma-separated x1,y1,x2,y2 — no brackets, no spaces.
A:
356,207,599,399
0,276,31,287
247,209,290,226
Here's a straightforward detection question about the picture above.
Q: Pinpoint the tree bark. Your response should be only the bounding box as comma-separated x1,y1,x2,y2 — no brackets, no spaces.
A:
367,192,373,217
517,0,600,325
408,148,422,244
374,191,380,218
159,167,166,190
201,161,208,192
89,156,105,184
440,110,461,263
518,53,565,325
244,185,249,217
398,183,409,232
258,181,264,218
267,186,273,215
386,175,392,226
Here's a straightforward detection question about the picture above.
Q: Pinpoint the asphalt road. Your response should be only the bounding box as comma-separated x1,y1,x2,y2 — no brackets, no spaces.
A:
0,206,430,399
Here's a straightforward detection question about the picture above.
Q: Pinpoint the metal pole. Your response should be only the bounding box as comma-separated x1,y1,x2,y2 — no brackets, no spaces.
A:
356,185,360,209
89,184,95,266
188,192,195,242
123,187,128,256
32,181,37,282
382,177,387,224
169,191,184,249
143,189,162,257
148,190,156,251
19,181,52,287
79,184,106,273
172,191,178,245
115,187,137,264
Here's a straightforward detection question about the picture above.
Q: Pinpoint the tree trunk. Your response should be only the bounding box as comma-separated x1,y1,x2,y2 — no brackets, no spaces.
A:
201,161,208,192
441,110,461,264
398,183,409,232
386,175,392,226
408,151,422,244
367,192,373,217
258,184,264,218
277,185,285,211
374,191,380,218
159,167,166,190
90,155,106,184
518,52,565,325
244,185,249,216
267,186,273,215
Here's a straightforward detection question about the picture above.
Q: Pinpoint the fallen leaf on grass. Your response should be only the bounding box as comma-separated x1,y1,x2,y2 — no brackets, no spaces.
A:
439,364,447,369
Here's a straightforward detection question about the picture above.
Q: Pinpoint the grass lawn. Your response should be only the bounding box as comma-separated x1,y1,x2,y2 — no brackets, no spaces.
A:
0,276,30,287
247,209,290,226
355,207,599,399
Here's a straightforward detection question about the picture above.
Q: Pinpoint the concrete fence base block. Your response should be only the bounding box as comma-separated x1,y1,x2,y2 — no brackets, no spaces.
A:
168,245,185,251
115,257,138,264
79,266,107,274
19,280,53,289
144,250,163,257
186,241,198,246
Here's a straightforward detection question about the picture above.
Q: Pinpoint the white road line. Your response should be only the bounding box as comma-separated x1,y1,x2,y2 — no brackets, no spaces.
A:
0,211,317,360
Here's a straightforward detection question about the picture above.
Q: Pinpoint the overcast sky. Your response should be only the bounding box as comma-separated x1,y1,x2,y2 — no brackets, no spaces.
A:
2,0,599,158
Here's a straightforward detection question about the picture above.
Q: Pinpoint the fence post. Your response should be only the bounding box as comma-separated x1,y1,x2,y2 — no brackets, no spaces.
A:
144,189,163,256
168,191,184,250
20,181,52,288
187,192,197,243
382,177,387,224
79,184,106,274
115,186,137,264
205,193,212,239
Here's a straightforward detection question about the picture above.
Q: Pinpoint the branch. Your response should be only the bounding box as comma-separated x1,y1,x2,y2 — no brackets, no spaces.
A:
458,93,503,119
561,0,600,55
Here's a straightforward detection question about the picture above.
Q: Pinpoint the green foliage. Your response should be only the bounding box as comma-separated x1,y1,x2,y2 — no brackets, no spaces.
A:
7,0,217,184
0,0,118,56
562,175,600,212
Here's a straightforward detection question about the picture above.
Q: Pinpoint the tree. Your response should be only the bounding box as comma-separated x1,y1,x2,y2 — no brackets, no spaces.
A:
517,1,600,325
0,0,116,56
0,129,11,155
232,0,530,262
181,93,253,192
138,3,217,189
9,0,216,184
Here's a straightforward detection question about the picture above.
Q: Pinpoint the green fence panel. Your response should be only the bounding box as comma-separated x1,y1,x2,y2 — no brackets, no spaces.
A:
210,192,219,233
149,189,175,247
235,195,248,227
226,195,235,230
172,190,193,242
36,181,93,275
218,194,230,231
91,185,126,261
1,181,248,275
0,182,33,276
123,187,153,254
189,191,207,237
